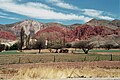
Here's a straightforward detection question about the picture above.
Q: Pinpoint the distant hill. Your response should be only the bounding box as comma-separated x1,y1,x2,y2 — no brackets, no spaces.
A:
0,24,6,30
109,19,120,27
86,19,120,29
9,20,46,37
0,31,16,41
72,25,115,39
35,26,74,42
67,24,82,30
46,22,66,27
0,19,120,44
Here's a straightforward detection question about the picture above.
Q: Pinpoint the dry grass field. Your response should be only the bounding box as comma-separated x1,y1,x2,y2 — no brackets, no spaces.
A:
0,49,120,80
11,67,120,80
0,51,120,65
0,61,120,80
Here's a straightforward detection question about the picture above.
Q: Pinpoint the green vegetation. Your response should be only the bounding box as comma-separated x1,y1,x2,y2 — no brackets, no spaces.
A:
73,49,120,53
9,42,20,50
20,27,25,52
0,50,22,54
90,49,120,52
34,37,45,53
51,44,63,53
72,40,94,54
0,44,5,52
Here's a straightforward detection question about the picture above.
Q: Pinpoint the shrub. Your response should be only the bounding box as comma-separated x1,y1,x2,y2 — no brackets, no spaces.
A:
65,43,71,48
10,43,20,50
59,49,69,53
72,40,94,54
0,44,5,52
103,43,114,50
34,38,45,53
51,44,63,53
5,45,9,51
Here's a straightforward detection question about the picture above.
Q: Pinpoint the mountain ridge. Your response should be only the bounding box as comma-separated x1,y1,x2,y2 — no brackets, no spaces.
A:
0,19,120,42
85,19,120,29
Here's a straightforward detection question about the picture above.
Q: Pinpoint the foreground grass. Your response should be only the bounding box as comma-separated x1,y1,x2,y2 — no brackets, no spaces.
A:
0,61,120,80
10,67,120,80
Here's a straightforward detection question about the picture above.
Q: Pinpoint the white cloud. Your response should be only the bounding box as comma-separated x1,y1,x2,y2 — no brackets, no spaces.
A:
26,2,53,10
82,9,114,20
0,0,114,23
0,0,14,3
0,15,20,20
56,21,63,24
47,0,114,20
47,0,79,10
0,0,91,22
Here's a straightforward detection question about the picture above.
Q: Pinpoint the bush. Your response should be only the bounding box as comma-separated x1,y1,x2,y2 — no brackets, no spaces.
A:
72,41,94,54
103,43,114,50
10,43,20,50
51,44,63,53
5,46,9,51
0,44,5,52
59,49,69,53
34,38,45,53
65,43,71,48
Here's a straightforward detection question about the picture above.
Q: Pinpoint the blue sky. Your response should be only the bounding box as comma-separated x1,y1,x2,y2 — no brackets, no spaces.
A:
0,0,119,25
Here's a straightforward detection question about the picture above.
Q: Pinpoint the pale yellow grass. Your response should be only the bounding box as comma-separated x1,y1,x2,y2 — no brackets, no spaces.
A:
10,67,120,80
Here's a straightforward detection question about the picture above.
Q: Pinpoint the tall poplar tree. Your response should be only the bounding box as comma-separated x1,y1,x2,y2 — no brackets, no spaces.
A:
20,27,24,52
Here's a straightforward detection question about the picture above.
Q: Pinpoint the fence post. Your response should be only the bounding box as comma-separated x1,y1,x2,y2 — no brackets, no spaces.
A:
110,54,112,61
18,57,21,63
84,56,86,61
53,55,55,62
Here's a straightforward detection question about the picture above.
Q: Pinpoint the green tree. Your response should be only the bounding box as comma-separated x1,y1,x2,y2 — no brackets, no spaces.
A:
5,45,9,51
73,41,94,54
35,38,45,53
51,44,63,53
10,43,20,50
20,27,25,52
25,34,31,49
103,43,114,50
65,43,71,48
0,44,5,52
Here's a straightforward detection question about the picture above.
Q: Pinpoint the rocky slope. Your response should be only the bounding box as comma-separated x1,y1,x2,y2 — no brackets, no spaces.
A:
35,26,74,42
0,31,16,41
0,19,120,44
9,20,46,37
86,19,120,29
109,19,120,27
35,24,120,46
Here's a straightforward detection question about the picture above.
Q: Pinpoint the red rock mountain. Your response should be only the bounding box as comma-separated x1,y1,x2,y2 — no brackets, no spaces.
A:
73,25,115,40
0,31,16,41
115,28,120,36
0,19,120,43
35,26,74,42
35,24,119,43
